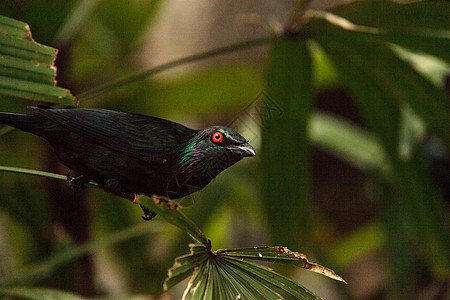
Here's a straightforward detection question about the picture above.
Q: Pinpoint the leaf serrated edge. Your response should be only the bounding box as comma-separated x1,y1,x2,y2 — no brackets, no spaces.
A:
164,245,208,291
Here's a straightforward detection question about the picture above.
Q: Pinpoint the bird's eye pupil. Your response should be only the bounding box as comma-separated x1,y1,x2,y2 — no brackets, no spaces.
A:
212,131,223,143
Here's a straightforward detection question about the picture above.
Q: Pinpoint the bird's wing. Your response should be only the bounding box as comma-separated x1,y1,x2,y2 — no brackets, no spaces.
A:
31,107,195,163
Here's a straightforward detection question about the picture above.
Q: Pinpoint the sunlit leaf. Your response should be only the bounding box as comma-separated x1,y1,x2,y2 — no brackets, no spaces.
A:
390,45,448,89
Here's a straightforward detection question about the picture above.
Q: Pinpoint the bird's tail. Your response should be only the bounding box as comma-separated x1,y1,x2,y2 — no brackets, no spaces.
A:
0,112,40,132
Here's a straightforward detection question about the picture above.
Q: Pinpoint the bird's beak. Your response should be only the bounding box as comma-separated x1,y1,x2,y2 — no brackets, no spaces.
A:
228,144,256,157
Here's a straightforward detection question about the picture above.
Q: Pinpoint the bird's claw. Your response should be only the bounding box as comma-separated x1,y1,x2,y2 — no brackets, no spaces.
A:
67,171,89,190
140,205,157,221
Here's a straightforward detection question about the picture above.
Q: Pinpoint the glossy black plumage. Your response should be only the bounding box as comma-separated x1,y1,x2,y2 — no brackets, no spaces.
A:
0,107,255,204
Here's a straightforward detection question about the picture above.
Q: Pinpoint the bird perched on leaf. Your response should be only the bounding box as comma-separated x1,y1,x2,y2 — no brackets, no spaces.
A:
0,106,255,219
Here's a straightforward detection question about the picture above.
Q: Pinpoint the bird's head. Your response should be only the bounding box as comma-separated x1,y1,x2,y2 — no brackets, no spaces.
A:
179,126,255,172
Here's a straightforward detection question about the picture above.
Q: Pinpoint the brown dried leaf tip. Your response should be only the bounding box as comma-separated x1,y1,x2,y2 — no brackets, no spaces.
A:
276,247,347,284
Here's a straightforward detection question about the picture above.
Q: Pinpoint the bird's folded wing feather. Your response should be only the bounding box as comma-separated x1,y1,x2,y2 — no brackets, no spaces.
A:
31,107,195,164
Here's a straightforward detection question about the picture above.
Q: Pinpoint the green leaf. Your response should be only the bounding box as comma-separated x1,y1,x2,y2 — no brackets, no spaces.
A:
0,287,84,300
0,15,74,104
220,257,319,300
0,33,56,63
305,4,450,65
183,257,211,300
261,37,314,250
166,244,326,300
332,0,450,30
0,76,73,102
0,54,55,84
390,45,449,89
215,258,279,300
313,16,450,154
164,244,209,291
0,15,30,38
328,0,450,62
309,8,450,286
382,33,450,65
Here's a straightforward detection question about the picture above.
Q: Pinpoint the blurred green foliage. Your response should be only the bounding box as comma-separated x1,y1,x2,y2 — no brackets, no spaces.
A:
0,0,449,299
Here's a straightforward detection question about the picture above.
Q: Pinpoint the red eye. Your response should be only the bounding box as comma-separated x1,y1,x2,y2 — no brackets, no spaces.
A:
212,131,223,143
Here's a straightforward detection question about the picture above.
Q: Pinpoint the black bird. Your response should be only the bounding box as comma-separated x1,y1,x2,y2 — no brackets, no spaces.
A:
0,107,255,219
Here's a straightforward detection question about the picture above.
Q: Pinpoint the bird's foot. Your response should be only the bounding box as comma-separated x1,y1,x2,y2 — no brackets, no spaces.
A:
67,171,89,190
140,205,157,221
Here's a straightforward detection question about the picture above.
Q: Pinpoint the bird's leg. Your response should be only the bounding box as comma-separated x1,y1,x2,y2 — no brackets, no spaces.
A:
67,170,90,190
104,179,157,221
